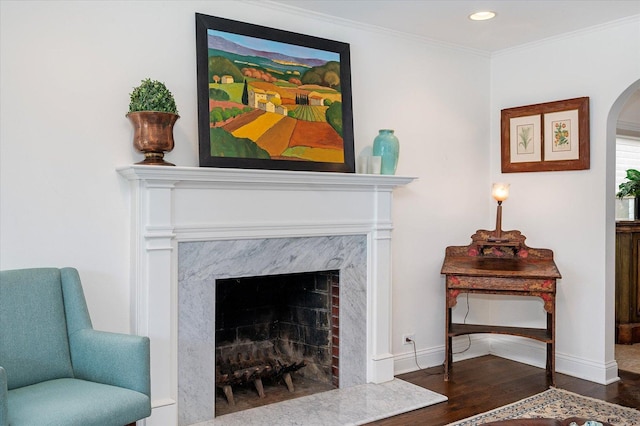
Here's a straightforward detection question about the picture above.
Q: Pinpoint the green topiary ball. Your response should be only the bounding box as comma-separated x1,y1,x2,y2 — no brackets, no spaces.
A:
128,78,178,114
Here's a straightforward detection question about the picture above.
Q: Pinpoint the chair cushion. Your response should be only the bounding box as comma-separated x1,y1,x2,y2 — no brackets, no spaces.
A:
7,378,151,426
0,268,74,389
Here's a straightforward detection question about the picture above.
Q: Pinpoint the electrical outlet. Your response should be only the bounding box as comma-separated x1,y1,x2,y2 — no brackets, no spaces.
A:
402,333,415,345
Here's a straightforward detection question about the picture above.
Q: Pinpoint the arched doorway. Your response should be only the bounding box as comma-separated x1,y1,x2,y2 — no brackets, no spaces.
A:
609,79,640,374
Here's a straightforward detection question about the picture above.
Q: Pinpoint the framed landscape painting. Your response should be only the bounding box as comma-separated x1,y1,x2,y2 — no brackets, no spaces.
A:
195,13,355,172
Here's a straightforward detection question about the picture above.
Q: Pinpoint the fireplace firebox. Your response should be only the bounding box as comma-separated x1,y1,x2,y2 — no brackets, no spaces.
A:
214,270,339,414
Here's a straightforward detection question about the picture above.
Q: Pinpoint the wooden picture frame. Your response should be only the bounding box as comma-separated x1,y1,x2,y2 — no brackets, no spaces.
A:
195,13,355,173
501,97,590,173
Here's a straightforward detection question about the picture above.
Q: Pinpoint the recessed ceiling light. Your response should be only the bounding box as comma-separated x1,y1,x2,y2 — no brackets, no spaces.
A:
469,11,496,21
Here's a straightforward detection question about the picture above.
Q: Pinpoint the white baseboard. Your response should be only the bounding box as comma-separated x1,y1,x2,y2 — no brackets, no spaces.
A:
489,335,546,369
556,351,620,385
394,335,619,385
490,335,620,384
393,335,490,375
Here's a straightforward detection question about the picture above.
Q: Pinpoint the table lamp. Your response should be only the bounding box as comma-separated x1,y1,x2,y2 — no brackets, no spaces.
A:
490,183,510,242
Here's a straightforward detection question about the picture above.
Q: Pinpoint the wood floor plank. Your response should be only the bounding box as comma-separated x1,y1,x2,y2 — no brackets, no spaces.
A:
365,355,640,426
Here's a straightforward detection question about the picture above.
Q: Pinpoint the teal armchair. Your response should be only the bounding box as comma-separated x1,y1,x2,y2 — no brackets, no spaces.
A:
0,268,151,426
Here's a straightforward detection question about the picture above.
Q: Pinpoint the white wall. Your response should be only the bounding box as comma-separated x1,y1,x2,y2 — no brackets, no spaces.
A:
0,0,489,367
489,17,640,383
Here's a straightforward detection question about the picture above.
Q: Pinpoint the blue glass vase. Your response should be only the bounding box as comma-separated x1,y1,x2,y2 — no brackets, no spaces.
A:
373,129,399,175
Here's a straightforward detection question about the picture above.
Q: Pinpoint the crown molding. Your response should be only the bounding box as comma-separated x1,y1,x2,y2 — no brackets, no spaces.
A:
492,14,640,57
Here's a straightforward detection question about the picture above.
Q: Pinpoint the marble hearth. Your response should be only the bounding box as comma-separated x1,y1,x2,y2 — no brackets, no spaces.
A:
117,165,414,426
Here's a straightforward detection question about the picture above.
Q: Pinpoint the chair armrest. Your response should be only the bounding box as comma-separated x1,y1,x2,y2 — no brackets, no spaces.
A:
69,329,150,397
0,366,8,426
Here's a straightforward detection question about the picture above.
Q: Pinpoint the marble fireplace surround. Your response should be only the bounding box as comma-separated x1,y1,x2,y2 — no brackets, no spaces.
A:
117,165,414,426
179,235,365,426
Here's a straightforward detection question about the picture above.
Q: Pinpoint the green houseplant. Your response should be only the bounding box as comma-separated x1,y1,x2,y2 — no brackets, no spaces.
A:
617,168,640,220
126,78,179,166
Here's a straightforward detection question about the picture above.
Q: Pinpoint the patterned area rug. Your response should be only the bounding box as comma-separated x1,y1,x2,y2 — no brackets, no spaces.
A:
448,388,640,425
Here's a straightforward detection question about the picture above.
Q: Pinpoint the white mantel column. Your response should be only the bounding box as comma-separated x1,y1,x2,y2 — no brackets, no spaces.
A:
368,189,396,383
130,178,180,421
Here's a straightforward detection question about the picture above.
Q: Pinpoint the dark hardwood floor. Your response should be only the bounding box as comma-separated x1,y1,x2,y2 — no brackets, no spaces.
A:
366,355,640,425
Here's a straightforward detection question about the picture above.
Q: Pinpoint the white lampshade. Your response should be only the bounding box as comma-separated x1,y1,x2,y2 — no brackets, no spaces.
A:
492,183,510,202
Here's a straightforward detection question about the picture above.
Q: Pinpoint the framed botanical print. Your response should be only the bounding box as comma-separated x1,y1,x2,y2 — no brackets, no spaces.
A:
501,97,589,173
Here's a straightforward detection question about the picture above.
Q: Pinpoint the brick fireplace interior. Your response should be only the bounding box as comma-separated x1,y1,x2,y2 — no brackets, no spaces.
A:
214,270,340,415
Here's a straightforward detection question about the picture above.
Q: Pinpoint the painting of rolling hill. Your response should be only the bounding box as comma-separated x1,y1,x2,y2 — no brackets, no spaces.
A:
195,13,355,172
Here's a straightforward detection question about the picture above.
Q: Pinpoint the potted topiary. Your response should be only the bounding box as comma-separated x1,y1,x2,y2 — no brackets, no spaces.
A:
617,168,640,220
127,78,179,166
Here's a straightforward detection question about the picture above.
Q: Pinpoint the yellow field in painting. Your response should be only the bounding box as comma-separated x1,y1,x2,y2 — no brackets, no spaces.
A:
231,113,284,141
255,116,296,156
282,146,344,162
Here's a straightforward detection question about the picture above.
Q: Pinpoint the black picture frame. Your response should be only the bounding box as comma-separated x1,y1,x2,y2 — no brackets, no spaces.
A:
195,13,355,173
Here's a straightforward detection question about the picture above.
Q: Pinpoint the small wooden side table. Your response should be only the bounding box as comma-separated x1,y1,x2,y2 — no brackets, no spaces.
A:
441,229,561,386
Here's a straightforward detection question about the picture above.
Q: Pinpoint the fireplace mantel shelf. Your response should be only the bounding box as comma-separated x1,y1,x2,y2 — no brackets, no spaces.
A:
117,165,416,190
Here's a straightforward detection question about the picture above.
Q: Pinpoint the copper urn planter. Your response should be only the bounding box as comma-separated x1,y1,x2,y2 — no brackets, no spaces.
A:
127,111,179,166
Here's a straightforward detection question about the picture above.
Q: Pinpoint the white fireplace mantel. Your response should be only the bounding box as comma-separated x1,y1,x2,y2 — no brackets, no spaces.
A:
117,165,415,426
118,164,414,187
